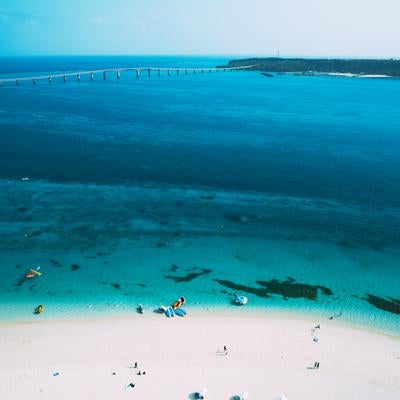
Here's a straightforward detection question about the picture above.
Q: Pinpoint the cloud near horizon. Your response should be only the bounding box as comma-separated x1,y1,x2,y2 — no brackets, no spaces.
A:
90,16,108,25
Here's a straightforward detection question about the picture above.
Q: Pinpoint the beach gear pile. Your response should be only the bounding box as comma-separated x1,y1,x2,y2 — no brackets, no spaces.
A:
160,296,187,318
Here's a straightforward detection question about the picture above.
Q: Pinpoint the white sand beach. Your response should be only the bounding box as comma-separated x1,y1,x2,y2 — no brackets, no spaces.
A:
0,313,399,400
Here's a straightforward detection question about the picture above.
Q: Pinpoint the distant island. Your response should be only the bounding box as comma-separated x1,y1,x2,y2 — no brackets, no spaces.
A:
219,57,400,77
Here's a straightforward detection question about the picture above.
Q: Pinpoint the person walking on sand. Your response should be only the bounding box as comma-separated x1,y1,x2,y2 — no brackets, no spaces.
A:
223,345,228,355
134,362,137,369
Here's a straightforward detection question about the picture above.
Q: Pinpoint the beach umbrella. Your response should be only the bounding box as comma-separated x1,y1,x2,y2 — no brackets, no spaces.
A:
277,395,288,400
195,387,207,399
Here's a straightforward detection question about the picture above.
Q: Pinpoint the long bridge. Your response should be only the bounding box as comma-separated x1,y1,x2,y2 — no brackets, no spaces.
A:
0,65,254,86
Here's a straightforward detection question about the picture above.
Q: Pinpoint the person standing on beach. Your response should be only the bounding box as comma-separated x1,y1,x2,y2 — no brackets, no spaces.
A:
223,345,228,355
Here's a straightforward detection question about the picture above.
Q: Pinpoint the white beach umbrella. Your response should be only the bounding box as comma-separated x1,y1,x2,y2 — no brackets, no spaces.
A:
239,392,249,400
277,395,288,400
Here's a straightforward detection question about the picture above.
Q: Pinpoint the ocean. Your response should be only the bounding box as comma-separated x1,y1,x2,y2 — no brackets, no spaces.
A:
0,56,399,333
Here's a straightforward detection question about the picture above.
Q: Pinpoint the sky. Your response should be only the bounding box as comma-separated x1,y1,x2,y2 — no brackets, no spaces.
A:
0,0,399,57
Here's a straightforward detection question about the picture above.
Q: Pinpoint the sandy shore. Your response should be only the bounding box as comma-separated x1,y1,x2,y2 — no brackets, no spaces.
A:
0,312,399,400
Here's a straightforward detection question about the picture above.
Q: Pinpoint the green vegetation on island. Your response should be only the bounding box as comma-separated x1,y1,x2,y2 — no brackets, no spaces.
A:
219,57,400,77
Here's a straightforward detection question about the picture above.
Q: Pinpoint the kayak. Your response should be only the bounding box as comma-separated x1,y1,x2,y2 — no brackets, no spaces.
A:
174,308,187,317
26,267,42,278
35,305,44,314
165,306,174,318
171,296,185,309
137,304,144,314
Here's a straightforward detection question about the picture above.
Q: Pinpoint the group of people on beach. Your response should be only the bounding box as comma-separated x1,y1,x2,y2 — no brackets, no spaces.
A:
126,361,146,390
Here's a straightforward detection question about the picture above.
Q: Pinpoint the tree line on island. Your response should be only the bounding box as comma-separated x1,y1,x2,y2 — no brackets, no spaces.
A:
219,57,400,77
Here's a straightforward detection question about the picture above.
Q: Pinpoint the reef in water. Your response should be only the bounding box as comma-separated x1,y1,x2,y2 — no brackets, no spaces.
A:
168,264,179,272
111,283,121,289
71,264,81,271
49,259,62,267
214,277,333,300
165,268,212,283
199,194,215,200
365,294,400,315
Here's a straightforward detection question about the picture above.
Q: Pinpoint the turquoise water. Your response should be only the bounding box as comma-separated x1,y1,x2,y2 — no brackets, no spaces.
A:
0,56,399,333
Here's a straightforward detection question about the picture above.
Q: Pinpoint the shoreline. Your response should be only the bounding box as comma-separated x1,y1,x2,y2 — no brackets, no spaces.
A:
1,305,399,339
1,313,398,399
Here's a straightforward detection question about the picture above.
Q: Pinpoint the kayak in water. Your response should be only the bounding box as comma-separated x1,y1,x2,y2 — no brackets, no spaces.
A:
34,305,44,314
25,266,42,278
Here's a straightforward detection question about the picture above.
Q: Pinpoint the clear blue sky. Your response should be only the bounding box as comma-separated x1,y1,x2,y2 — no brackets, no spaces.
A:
0,0,399,57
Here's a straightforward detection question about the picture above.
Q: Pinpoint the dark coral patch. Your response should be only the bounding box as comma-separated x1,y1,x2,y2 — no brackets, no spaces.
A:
224,213,242,223
199,195,215,200
17,207,28,213
111,283,121,289
25,230,42,237
169,264,179,272
214,279,268,298
137,283,146,288
165,268,212,283
49,259,62,267
71,264,80,271
365,294,400,315
256,277,333,300
214,277,333,300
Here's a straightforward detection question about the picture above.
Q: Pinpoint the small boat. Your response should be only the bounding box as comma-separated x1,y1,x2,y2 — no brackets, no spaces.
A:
35,305,44,314
174,308,187,317
234,293,248,305
137,304,144,314
25,266,42,279
171,296,185,309
165,306,174,318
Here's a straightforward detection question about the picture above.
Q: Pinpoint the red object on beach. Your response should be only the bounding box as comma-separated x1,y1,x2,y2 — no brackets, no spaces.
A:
171,297,185,309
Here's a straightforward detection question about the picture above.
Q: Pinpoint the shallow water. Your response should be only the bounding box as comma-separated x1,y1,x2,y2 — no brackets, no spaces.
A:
0,56,399,333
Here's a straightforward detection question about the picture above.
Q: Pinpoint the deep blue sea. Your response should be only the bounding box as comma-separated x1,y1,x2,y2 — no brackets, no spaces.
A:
0,56,399,333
